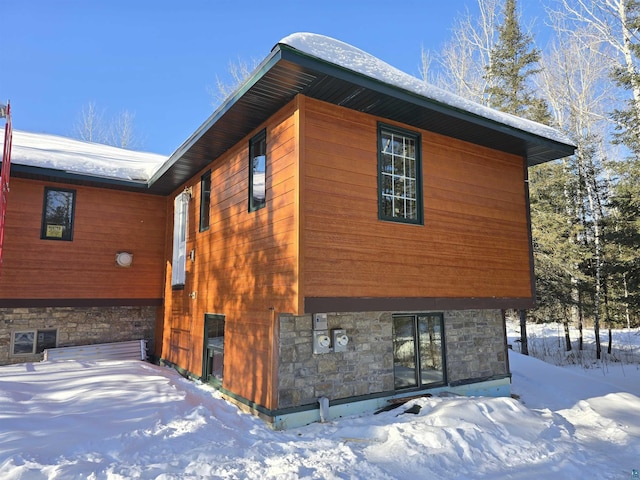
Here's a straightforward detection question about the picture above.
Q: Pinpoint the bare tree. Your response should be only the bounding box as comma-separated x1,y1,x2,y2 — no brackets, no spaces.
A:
73,103,142,149
421,0,501,104
209,57,261,107
554,0,640,138
73,102,106,143
109,110,138,149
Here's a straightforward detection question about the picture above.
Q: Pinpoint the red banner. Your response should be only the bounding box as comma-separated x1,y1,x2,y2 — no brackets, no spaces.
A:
0,101,12,275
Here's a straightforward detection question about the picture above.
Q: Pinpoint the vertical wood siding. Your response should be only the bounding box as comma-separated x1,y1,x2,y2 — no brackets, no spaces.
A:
161,101,299,410
300,97,533,301
0,178,166,300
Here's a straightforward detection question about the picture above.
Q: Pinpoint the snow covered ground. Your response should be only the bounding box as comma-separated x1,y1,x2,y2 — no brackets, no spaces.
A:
1,321,639,479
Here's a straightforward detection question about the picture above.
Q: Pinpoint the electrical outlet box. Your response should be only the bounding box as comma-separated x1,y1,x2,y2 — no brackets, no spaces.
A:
312,313,328,331
313,330,331,354
332,329,349,353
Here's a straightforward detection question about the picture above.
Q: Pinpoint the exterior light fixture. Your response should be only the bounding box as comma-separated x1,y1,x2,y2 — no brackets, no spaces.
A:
115,251,133,267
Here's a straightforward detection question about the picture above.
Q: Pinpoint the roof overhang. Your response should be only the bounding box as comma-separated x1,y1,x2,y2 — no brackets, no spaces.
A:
7,40,574,195
146,43,575,195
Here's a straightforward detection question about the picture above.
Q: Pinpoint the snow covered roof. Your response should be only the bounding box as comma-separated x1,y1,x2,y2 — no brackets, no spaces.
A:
280,33,575,148
2,130,166,185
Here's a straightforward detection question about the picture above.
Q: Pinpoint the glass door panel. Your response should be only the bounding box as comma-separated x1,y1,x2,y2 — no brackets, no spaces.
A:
418,314,444,386
393,315,417,389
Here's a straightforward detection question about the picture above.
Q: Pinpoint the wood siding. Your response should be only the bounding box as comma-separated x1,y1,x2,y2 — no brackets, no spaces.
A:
0,178,166,301
160,100,300,410
300,97,533,304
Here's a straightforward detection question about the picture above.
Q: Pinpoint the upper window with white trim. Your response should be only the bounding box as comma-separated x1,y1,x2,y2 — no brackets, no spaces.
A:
378,124,423,224
171,191,190,288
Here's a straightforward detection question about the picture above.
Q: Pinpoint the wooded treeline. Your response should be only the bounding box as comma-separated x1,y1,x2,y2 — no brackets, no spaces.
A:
422,0,640,355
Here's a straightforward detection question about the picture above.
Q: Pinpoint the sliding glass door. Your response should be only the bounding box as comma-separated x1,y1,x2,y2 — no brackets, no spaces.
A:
393,313,445,390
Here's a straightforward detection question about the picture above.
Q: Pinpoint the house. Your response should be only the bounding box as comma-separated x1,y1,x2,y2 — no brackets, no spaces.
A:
0,131,168,365
0,33,575,429
155,33,574,428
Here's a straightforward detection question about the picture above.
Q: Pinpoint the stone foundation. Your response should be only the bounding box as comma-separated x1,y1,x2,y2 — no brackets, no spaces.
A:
277,309,508,409
0,305,158,365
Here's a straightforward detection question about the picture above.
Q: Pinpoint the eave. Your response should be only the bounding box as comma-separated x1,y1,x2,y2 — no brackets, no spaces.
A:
146,42,575,195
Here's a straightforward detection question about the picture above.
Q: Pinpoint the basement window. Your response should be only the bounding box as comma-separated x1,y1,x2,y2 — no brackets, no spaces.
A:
249,129,266,212
41,187,76,241
11,329,58,356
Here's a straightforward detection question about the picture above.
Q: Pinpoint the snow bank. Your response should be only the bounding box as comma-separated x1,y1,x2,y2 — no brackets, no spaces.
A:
1,336,639,479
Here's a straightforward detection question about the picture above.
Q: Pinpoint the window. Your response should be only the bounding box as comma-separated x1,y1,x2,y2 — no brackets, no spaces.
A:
378,124,422,224
11,329,57,355
41,187,76,240
199,171,211,232
171,191,190,288
203,313,225,382
393,313,445,390
249,129,266,212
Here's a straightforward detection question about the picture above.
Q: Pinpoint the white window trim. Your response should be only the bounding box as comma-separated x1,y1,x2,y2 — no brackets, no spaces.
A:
11,330,36,355
171,191,190,287
10,329,58,356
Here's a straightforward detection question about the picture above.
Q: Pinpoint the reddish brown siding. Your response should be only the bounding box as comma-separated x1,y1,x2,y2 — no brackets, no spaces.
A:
300,97,532,303
160,95,536,410
0,178,166,301
160,100,300,410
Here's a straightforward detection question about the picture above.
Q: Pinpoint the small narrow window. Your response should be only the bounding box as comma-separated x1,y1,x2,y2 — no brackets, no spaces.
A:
41,187,76,240
199,171,211,232
171,191,190,288
249,129,266,212
378,124,423,224
11,329,57,355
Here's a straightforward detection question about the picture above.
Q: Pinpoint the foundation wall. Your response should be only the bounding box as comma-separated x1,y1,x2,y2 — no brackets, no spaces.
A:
0,305,157,365
277,309,508,409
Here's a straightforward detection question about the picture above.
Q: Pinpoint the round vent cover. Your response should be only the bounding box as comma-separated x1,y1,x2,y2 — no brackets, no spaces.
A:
115,251,133,267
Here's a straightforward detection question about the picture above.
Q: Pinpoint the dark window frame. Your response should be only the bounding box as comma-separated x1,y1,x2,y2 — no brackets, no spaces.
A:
377,123,423,225
248,129,267,212
199,170,212,232
392,312,446,391
41,187,76,241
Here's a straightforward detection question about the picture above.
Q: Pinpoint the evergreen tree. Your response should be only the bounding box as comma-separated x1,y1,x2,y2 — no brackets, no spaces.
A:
485,0,551,124
485,0,552,354
529,160,585,324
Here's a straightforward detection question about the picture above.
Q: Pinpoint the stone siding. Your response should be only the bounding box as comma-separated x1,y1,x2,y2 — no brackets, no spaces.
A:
278,312,394,408
0,306,157,365
277,309,508,409
443,309,508,383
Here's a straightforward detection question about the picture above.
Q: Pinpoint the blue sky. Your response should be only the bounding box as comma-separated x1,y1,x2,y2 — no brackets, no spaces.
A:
3,0,541,156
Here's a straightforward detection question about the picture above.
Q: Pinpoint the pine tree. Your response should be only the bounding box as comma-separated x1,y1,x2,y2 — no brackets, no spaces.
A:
485,0,551,124
485,0,551,354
